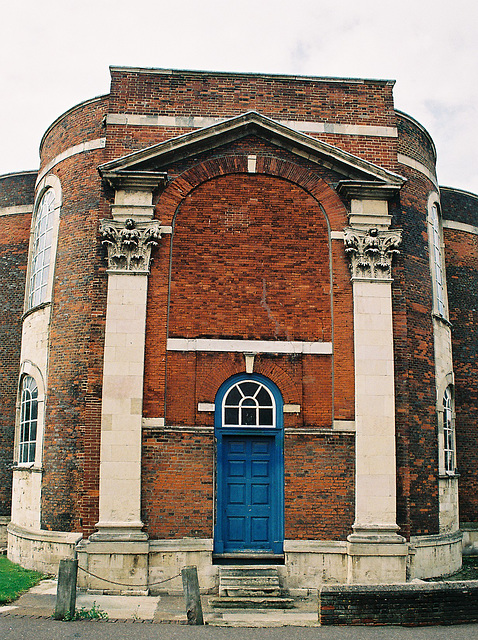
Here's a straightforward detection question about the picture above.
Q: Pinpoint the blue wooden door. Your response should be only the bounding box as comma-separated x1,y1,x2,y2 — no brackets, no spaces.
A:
215,374,284,555
221,435,277,552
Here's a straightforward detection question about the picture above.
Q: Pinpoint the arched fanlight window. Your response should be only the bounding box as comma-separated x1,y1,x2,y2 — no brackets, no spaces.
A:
28,189,55,309
223,380,275,427
19,376,38,464
443,386,454,474
430,203,446,317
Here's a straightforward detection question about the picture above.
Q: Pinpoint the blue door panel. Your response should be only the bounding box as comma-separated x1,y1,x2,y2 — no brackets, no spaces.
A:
228,483,245,504
251,483,269,505
227,517,245,541
251,517,269,542
220,435,278,552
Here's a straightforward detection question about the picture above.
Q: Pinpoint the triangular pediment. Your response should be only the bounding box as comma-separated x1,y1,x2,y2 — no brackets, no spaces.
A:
98,111,405,188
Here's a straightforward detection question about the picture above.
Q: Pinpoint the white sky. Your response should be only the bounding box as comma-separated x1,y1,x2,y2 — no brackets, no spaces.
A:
1,0,477,194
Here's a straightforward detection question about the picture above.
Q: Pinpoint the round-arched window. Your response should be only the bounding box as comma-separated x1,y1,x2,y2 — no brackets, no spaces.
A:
222,380,275,427
19,375,38,464
28,189,55,309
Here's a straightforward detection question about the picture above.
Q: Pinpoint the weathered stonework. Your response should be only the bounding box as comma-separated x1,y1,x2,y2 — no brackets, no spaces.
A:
100,218,163,273
344,227,402,281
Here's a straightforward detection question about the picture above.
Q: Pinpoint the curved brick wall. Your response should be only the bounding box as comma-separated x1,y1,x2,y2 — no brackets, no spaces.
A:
35,118,108,534
39,96,109,171
396,111,437,174
441,187,478,523
394,154,440,537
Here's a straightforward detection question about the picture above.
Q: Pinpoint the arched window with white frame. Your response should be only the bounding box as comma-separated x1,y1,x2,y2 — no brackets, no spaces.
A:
18,375,38,465
429,200,447,318
28,188,56,309
222,379,276,428
443,386,455,475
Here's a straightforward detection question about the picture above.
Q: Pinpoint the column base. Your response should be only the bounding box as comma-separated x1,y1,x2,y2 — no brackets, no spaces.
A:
89,521,148,542
77,536,149,595
346,526,408,584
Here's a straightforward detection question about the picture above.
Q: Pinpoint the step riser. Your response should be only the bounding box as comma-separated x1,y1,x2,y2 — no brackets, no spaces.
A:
217,565,291,607
222,589,281,597
209,597,295,610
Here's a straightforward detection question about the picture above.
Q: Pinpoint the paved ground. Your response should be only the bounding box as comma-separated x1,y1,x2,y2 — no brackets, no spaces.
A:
2,579,478,639
0,579,318,626
1,616,478,640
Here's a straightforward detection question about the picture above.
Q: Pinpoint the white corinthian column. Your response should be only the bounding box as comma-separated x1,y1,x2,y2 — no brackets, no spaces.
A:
343,199,408,584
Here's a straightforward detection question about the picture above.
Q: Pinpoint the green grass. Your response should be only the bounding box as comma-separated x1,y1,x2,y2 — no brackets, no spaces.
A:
0,556,45,604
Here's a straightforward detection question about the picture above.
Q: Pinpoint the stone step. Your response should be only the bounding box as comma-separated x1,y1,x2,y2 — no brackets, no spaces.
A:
218,565,284,598
209,596,296,609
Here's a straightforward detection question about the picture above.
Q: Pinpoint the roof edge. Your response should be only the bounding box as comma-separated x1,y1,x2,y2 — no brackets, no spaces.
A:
109,65,396,86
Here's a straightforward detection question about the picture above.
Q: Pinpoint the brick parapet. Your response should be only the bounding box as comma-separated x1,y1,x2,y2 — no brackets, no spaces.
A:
396,110,436,172
319,581,478,625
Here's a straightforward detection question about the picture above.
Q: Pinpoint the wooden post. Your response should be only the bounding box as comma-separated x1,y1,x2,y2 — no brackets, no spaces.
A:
181,566,204,625
54,558,78,620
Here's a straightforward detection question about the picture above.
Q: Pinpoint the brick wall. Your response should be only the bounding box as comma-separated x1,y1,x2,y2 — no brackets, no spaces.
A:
39,146,107,535
142,430,214,538
106,69,399,171
39,96,108,170
394,163,440,537
0,172,36,515
319,581,478,625
441,187,478,524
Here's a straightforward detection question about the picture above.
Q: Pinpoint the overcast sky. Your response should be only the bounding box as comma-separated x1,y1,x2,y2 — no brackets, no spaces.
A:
2,0,477,194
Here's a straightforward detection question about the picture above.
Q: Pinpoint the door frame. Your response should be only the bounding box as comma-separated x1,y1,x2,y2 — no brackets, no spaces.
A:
214,373,284,555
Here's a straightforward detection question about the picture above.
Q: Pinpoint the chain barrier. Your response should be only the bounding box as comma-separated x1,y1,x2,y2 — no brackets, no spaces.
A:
77,564,182,588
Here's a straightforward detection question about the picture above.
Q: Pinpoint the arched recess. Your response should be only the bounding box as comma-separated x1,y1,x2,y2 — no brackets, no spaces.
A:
156,154,348,231
161,169,338,428
214,373,284,556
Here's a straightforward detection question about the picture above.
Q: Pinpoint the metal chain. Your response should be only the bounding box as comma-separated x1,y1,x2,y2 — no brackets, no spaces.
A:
77,565,182,588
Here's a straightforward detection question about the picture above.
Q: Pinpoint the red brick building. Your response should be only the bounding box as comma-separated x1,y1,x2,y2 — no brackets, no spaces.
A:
1,67,477,590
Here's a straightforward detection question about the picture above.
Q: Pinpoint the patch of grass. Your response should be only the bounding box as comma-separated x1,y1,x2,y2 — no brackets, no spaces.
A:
0,556,45,604
63,602,108,621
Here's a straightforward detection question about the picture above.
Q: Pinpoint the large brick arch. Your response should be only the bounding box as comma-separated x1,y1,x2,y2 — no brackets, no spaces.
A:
155,154,348,231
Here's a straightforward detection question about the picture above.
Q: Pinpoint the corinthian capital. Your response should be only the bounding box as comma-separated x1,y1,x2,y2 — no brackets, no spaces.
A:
344,227,402,281
100,218,163,273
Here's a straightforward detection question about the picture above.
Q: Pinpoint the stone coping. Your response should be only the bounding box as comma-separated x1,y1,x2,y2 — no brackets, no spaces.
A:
7,522,83,545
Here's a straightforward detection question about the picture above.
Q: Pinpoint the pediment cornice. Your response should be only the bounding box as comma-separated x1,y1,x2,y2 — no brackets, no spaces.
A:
98,111,405,193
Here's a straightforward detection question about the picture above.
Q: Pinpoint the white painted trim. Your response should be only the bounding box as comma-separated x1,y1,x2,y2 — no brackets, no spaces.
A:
397,153,438,187
0,204,33,217
36,138,106,185
442,219,478,236
167,338,332,354
106,113,397,138
200,402,301,413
